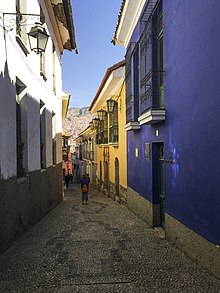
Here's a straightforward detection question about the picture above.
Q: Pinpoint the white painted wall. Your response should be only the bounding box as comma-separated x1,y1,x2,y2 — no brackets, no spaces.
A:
0,0,64,179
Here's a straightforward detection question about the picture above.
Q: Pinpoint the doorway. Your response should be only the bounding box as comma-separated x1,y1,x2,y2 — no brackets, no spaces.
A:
104,161,109,192
152,142,165,227
115,158,119,196
159,144,165,227
100,161,102,188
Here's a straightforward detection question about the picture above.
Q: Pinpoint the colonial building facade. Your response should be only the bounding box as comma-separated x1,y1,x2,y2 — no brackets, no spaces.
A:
113,0,220,278
0,0,77,253
89,60,127,203
76,125,97,186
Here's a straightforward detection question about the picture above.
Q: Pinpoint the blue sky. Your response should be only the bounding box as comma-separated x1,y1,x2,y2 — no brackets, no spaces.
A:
62,0,125,108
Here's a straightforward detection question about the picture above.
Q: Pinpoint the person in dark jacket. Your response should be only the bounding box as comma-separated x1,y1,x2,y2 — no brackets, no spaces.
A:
81,174,89,205
65,169,71,188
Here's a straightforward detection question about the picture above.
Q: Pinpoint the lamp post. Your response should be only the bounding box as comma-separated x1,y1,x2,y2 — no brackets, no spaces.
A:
106,98,115,113
27,22,49,54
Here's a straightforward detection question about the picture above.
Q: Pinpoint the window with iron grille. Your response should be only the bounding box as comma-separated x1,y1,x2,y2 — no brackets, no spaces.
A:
109,102,118,143
40,109,46,169
103,147,109,163
156,10,164,108
79,144,82,160
125,42,135,123
125,0,164,121
133,46,140,120
151,0,164,108
96,112,108,144
139,21,153,114
89,139,94,160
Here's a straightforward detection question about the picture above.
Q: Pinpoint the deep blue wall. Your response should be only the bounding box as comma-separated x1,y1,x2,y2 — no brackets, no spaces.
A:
127,1,165,202
127,123,165,203
164,0,220,244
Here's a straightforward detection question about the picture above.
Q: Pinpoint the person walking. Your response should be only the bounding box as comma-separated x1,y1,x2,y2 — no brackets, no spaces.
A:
81,174,89,205
65,169,71,189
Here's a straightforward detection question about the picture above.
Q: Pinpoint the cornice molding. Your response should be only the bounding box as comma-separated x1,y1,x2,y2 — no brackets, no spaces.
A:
116,0,146,48
44,0,63,52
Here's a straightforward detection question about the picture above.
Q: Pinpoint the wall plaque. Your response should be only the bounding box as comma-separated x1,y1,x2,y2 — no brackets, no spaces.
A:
145,143,150,160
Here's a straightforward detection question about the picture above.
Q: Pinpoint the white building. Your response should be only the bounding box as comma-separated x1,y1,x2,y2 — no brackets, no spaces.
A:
0,0,77,253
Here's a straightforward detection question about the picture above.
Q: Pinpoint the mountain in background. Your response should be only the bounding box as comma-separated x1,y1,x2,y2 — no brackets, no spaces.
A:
62,107,94,151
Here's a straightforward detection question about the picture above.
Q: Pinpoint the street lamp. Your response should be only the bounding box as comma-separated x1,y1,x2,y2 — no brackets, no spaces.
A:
106,98,115,113
3,13,49,54
92,118,100,128
97,109,106,121
27,22,49,54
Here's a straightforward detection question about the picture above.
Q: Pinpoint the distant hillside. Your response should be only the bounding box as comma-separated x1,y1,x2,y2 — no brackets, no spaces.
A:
62,107,94,150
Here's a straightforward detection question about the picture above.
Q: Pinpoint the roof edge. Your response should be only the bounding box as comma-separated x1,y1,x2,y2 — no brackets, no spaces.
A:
89,59,125,112
111,0,127,45
62,0,78,53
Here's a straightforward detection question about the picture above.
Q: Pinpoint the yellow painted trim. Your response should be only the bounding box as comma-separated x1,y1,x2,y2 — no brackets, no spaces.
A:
62,92,70,120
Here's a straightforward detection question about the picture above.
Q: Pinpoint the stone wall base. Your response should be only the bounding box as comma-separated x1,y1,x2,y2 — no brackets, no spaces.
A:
127,186,161,227
126,186,220,279
165,214,220,280
0,163,63,254
109,181,127,204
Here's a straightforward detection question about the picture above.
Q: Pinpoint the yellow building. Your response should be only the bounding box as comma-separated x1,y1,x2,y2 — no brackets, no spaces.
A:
89,60,127,203
76,125,97,186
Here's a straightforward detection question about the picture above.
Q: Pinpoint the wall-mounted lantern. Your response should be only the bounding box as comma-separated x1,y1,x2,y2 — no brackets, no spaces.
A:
106,98,115,113
27,22,49,54
3,13,49,54
97,109,106,121
92,118,100,128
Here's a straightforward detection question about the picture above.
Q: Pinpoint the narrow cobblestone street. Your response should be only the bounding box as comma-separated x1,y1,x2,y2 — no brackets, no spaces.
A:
0,183,220,293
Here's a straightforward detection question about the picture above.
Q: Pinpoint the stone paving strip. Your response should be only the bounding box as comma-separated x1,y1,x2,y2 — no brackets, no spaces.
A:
0,183,220,292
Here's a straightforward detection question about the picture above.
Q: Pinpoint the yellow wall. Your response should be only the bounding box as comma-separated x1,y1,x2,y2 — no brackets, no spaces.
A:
97,145,104,181
109,85,127,188
96,84,127,188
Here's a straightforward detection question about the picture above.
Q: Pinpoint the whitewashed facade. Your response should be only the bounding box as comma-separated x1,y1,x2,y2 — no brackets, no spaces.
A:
0,0,77,253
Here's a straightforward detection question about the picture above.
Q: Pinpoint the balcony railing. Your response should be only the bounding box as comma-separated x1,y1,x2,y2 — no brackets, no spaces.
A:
96,131,108,145
109,126,118,143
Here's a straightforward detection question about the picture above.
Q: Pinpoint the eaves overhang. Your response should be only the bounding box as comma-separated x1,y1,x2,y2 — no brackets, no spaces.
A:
112,0,146,48
89,60,125,113
62,91,71,120
77,126,90,137
50,0,78,53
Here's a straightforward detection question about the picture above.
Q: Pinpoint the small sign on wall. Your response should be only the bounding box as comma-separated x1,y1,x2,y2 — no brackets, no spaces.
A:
135,148,139,157
145,143,150,160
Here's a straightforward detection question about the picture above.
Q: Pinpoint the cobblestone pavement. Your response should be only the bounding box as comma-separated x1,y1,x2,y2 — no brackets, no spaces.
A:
0,183,220,293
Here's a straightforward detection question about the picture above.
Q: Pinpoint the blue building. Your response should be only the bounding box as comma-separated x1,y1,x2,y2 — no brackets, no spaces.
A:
113,0,220,278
